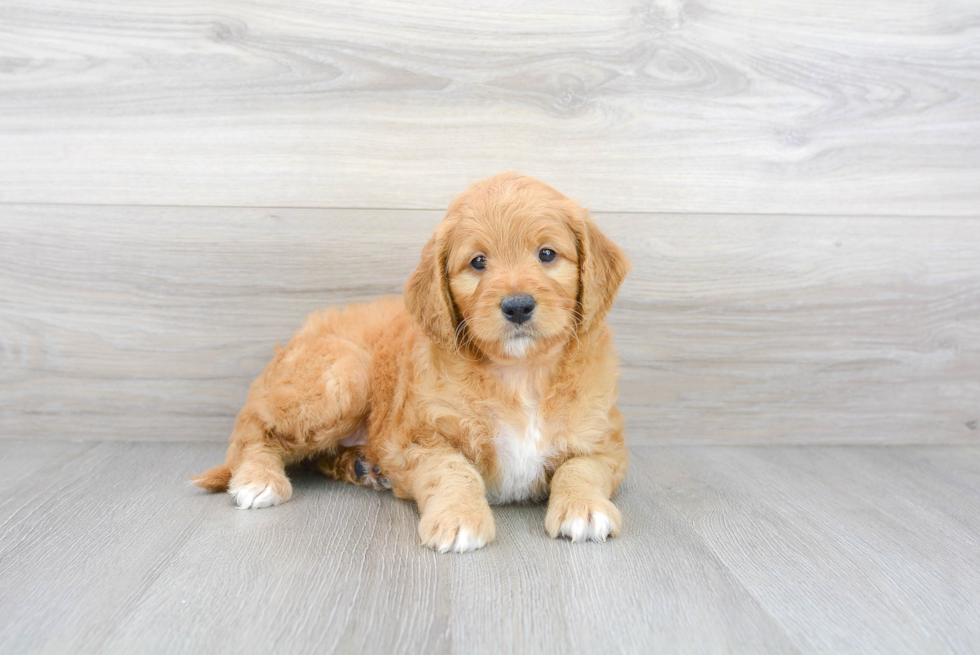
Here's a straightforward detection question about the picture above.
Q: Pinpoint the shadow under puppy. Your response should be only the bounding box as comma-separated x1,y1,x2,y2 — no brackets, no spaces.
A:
192,173,631,553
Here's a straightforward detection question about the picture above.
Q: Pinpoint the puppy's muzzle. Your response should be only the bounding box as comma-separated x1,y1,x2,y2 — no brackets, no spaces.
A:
501,294,535,325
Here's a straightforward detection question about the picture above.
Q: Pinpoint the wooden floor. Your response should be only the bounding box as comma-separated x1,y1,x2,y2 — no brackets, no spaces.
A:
1,439,979,654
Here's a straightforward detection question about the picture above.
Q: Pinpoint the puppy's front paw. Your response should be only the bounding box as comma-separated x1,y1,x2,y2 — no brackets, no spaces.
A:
545,495,621,542
418,499,496,554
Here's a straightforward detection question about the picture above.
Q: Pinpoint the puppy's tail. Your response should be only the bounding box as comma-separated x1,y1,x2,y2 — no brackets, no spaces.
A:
190,464,232,492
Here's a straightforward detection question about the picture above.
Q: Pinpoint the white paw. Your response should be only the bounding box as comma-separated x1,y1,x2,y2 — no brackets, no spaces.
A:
443,529,486,554
418,502,496,554
559,512,613,542
229,483,285,509
546,496,621,543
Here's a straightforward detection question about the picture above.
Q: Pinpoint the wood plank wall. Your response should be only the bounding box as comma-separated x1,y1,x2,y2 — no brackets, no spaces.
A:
1,1,978,444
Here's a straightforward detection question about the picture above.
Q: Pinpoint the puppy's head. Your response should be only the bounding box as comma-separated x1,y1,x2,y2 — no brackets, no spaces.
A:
405,173,630,360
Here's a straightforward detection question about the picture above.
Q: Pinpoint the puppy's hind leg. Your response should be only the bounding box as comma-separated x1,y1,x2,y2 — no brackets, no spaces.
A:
191,408,292,508
231,333,374,508
193,314,374,508
223,413,293,509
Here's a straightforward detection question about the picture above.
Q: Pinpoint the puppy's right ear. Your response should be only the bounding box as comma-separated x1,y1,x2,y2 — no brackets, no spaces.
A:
404,224,458,351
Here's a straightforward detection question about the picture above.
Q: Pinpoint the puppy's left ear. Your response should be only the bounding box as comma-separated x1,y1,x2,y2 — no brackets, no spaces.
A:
404,223,459,351
568,205,631,331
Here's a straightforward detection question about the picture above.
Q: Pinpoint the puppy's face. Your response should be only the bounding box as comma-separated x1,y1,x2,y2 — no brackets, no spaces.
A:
405,173,630,361
445,205,580,359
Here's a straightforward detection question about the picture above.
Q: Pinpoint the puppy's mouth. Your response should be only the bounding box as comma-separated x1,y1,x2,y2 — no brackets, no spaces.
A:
502,335,534,358
501,325,536,358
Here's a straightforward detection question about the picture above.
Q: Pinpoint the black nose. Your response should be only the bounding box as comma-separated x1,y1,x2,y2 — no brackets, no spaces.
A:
501,294,536,324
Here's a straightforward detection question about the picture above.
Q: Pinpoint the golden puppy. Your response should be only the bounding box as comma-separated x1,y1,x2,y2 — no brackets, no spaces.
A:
192,173,631,552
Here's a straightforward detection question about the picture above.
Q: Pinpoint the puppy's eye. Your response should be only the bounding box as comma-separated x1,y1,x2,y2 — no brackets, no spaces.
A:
538,248,557,263
470,255,487,271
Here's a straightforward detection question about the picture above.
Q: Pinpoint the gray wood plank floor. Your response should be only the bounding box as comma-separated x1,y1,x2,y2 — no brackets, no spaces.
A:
1,440,979,654
3,205,978,445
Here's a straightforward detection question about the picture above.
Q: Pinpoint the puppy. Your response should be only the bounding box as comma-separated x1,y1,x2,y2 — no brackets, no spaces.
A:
192,173,631,552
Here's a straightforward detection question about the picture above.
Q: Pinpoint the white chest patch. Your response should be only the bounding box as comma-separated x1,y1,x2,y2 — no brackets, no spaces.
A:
485,409,549,505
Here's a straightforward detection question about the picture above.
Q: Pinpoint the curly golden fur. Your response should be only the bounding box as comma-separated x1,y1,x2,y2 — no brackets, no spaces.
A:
192,173,631,552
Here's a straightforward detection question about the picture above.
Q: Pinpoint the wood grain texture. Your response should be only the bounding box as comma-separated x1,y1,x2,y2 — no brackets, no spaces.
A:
0,441,801,654
2,204,978,444
2,441,980,653
644,446,980,653
1,0,978,214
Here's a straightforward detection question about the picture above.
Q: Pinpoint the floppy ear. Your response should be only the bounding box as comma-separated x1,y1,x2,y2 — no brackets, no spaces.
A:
404,224,459,351
569,206,631,331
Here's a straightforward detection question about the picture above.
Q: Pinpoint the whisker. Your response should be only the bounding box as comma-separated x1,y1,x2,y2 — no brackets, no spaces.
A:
452,320,473,361
455,318,486,362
